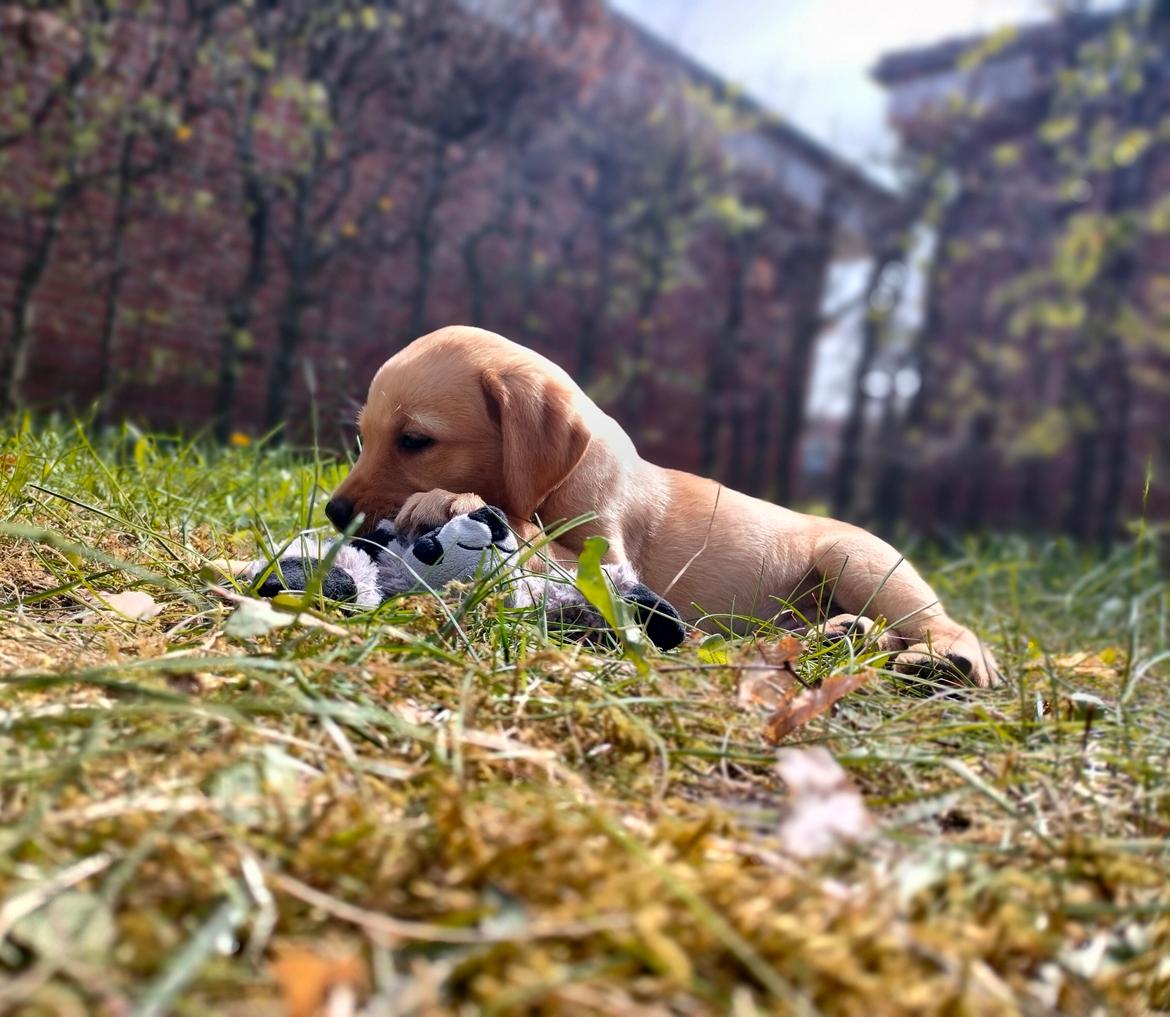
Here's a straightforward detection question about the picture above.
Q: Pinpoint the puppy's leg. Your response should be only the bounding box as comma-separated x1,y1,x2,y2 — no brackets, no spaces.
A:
394,490,488,537
811,523,1001,688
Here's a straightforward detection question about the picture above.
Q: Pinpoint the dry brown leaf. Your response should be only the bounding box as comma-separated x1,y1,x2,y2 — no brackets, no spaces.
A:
271,942,368,1017
763,669,873,744
775,746,873,858
737,672,796,709
757,634,803,669
1048,651,1123,678
741,635,803,707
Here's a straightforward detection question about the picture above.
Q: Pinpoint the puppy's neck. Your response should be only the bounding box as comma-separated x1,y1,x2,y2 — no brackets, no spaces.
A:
540,411,666,562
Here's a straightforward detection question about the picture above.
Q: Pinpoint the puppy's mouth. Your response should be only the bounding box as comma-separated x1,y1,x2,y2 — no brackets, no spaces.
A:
349,507,400,537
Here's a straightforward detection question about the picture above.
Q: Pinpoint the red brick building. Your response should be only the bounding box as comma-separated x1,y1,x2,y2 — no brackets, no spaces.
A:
0,0,891,502
870,9,1170,536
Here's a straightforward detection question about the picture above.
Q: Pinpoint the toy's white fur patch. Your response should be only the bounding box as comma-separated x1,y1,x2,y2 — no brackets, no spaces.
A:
508,561,642,609
243,531,383,608
329,544,383,608
245,514,645,620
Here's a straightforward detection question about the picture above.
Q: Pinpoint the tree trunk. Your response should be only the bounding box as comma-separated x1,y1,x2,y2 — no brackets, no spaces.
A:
264,174,315,433
408,143,448,342
213,175,268,442
1095,350,1134,549
264,282,311,433
700,243,747,478
870,192,966,536
746,388,773,498
773,196,837,504
94,133,138,426
1,205,65,414
462,181,517,328
623,220,669,432
1065,421,1099,540
831,248,901,517
576,227,615,386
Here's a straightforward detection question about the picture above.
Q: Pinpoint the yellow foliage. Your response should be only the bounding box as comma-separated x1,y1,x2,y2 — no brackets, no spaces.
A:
993,143,1021,167
1113,128,1150,167
1054,215,1105,291
1039,116,1077,146
1007,408,1070,461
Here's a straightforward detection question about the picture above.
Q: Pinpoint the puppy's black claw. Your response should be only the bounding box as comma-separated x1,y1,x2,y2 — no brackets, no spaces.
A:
893,647,972,692
945,653,973,679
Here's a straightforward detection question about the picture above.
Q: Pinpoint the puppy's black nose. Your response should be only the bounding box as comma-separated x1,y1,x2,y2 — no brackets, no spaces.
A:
325,496,354,530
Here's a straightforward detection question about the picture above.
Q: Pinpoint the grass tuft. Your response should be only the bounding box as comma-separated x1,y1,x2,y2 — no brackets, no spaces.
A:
1,420,1168,1013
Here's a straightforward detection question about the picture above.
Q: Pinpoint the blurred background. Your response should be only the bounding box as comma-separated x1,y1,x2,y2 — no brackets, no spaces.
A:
1,0,1166,540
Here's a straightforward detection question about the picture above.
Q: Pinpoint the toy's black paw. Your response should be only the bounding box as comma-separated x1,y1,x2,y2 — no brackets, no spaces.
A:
254,558,358,603
622,584,686,650
468,505,511,543
411,532,444,566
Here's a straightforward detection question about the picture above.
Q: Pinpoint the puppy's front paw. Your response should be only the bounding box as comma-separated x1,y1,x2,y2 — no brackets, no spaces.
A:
894,627,1001,689
394,490,487,538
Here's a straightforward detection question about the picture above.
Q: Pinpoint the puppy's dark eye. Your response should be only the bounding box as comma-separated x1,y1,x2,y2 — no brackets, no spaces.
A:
398,433,434,453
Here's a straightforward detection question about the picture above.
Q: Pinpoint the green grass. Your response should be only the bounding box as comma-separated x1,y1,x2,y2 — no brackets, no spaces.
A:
1,418,1168,1015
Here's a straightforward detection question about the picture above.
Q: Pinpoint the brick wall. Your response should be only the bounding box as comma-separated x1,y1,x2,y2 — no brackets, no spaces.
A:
1,0,885,504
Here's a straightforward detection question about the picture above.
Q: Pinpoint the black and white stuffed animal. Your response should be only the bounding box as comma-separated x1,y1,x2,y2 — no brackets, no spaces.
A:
244,506,686,650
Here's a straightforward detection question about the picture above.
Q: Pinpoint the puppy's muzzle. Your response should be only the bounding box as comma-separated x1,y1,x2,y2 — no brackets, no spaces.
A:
326,496,355,530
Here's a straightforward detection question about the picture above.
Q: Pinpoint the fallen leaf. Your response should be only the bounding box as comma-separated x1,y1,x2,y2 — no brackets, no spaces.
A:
9,889,117,966
763,669,873,744
224,597,294,638
87,590,162,621
207,747,318,827
757,634,803,668
271,942,368,1017
741,636,803,706
1031,651,1124,680
775,746,873,858
218,592,349,638
698,633,729,664
738,671,797,709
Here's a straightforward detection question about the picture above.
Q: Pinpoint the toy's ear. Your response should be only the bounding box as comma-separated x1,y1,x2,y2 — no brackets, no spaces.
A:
481,367,591,520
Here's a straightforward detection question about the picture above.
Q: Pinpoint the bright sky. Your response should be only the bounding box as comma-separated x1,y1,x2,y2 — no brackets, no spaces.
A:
610,0,1053,166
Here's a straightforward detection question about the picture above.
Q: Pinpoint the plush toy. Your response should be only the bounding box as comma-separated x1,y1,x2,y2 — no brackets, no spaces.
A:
243,506,686,650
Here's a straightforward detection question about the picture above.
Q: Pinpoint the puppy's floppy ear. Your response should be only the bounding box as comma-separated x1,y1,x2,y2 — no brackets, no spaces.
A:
481,367,590,520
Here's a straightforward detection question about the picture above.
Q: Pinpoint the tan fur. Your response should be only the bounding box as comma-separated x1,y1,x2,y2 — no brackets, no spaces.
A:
332,325,1000,686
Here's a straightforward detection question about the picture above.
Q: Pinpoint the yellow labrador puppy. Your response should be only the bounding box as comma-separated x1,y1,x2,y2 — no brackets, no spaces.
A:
327,326,999,686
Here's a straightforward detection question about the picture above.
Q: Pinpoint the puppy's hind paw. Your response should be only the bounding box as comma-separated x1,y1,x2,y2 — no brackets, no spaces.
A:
894,638,1002,690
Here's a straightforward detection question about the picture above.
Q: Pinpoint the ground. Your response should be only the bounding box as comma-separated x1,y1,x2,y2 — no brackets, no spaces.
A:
0,422,1167,1015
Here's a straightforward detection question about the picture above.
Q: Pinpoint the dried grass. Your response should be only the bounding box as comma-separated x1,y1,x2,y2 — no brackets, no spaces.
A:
1,422,1167,1014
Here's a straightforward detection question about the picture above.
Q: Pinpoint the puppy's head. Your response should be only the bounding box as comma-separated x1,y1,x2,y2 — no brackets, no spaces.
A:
329,327,591,532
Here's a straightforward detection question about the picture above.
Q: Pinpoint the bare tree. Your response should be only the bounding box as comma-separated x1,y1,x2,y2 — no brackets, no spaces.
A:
0,3,106,413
